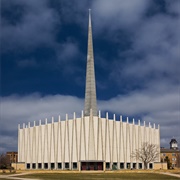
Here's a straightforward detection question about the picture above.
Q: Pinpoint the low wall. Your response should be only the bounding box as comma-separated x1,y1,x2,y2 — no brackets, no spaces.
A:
153,162,167,170
11,162,25,170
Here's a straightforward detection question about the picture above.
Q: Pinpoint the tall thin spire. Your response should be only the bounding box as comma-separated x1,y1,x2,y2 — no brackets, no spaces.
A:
84,9,97,116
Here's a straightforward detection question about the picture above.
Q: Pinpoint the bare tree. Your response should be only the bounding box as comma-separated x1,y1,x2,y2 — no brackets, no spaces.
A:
0,153,10,169
131,142,160,169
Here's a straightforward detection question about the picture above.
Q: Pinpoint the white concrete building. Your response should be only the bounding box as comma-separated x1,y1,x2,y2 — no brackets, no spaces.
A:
18,111,160,170
18,10,160,170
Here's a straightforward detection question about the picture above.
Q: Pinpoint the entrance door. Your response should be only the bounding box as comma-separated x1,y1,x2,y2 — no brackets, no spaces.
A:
81,162,86,170
90,162,94,170
81,162,103,171
97,162,103,170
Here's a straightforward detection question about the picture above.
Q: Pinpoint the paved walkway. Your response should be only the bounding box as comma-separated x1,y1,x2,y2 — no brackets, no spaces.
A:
159,172,180,178
0,172,40,180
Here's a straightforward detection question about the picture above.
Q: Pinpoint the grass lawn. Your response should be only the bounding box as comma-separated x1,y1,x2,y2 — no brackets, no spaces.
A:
18,172,180,180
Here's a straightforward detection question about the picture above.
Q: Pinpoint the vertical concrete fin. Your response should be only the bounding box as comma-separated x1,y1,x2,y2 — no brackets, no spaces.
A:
106,112,109,119
98,110,101,118
113,114,116,121
120,115,122,122
126,117,129,123
88,109,96,160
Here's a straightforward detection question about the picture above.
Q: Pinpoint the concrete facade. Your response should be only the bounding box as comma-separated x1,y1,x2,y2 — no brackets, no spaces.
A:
18,111,160,170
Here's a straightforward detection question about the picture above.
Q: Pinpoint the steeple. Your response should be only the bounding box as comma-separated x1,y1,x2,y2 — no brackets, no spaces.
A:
84,9,97,116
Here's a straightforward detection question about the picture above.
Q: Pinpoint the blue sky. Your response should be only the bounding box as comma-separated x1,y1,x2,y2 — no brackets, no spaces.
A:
0,0,180,153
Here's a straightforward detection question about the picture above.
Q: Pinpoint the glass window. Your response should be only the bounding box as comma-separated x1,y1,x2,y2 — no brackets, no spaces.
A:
172,153,176,156
44,163,48,169
133,163,136,169
120,163,124,169
32,163,36,169
86,162,90,170
26,163,30,169
38,163,42,169
51,163,55,169
127,163,130,169
65,162,69,169
112,162,117,170
58,163,62,169
106,162,110,169
73,162,77,169
149,163,153,169
139,163,142,169
94,162,98,170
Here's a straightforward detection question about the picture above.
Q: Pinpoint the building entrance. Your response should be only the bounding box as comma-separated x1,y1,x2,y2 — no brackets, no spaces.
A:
81,161,103,171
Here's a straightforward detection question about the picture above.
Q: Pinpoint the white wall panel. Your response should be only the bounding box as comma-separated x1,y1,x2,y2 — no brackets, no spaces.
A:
18,112,160,169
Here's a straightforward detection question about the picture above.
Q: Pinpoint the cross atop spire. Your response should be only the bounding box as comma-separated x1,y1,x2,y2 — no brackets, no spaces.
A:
84,10,97,116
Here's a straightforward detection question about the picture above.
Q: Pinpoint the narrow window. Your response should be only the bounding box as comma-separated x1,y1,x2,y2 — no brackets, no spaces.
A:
149,163,153,169
127,163,130,169
65,162,69,169
139,163,142,169
26,163,30,169
51,163,55,169
38,163,42,169
32,163,36,169
58,163,62,169
133,163,136,169
106,162,110,169
44,163,48,169
120,163,124,169
73,162,77,169
112,162,117,170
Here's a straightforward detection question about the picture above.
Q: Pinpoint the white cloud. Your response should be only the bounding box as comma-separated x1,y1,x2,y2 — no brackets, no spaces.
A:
0,94,84,152
99,84,179,117
98,85,180,148
1,85,179,153
92,0,150,33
